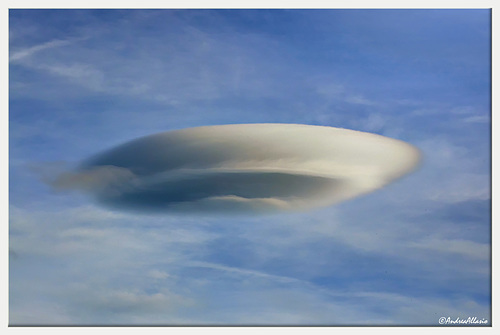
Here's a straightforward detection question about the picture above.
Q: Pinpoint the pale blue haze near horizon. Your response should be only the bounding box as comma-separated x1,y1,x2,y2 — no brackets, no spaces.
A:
9,9,491,325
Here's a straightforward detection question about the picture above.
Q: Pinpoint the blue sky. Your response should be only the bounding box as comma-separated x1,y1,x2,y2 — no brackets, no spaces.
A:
9,9,491,325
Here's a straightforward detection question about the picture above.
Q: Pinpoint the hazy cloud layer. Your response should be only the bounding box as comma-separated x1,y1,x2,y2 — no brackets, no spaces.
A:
9,201,490,325
52,124,420,213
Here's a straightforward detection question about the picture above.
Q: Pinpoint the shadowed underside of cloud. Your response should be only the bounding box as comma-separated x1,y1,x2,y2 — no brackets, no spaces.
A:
51,124,421,214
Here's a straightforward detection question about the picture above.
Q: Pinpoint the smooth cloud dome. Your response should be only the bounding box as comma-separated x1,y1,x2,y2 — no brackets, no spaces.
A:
55,124,421,214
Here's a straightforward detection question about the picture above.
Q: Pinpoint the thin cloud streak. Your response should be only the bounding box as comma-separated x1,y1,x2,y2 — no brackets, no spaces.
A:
9,38,73,62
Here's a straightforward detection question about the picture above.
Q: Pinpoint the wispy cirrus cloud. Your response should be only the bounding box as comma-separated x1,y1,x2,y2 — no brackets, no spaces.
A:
9,38,74,62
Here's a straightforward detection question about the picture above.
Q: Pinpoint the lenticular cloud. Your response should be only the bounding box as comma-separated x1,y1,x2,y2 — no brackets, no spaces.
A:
54,124,421,214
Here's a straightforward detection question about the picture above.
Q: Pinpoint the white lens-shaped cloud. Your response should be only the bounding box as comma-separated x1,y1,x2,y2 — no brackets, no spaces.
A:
58,124,421,214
